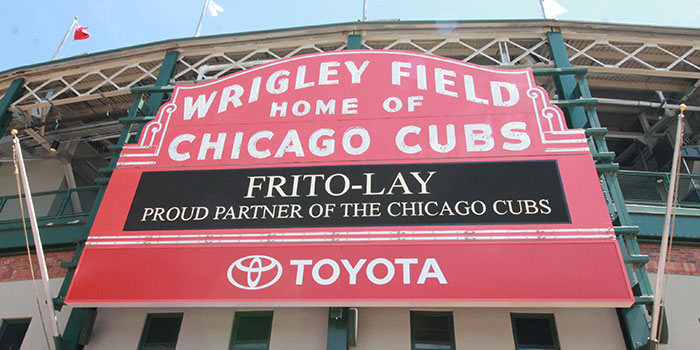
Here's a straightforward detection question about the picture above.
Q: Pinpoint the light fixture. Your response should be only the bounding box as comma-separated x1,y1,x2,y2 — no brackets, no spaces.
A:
50,140,60,152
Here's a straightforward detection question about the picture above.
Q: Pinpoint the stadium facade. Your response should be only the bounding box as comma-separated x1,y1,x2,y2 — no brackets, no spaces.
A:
0,20,699,350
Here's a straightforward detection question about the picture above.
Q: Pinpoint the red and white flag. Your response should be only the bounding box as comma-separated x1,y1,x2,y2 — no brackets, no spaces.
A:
74,24,90,40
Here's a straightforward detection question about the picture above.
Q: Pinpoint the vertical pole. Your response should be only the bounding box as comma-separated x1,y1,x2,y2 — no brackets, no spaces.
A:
0,78,25,136
12,130,62,348
53,17,78,60
538,0,546,19
347,34,362,50
327,308,348,350
133,51,180,141
362,0,368,21
649,104,686,347
195,0,210,37
61,161,82,213
546,31,589,129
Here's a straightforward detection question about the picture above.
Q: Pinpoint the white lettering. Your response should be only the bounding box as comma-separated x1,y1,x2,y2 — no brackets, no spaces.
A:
394,258,418,284
309,128,335,157
396,125,422,154
248,77,261,103
184,92,217,120
501,121,530,151
407,96,423,112
312,259,340,285
266,70,290,94
218,85,244,113
341,259,367,284
168,133,195,161
464,75,489,105
230,132,244,159
392,61,411,85
197,132,226,160
464,124,494,152
383,97,402,113
435,68,457,98
319,61,340,85
344,60,370,83
342,127,370,155
342,98,358,114
428,124,456,153
269,101,287,117
292,100,311,116
248,130,274,158
316,99,336,115
417,258,447,284
491,81,519,107
290,259,313,285
366,258,395,285
295,65,314,89
274,130,305,158
416,65,427,90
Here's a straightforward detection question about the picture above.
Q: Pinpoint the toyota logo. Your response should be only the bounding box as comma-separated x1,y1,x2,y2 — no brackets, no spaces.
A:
227,255,282,290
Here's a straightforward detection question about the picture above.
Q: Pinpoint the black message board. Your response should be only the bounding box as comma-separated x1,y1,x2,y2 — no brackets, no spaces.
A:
124,161,569,230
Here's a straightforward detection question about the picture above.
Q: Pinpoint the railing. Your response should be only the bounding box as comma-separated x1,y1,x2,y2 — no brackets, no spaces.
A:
618,170,700,207
0,186,100,223
0,172,694,222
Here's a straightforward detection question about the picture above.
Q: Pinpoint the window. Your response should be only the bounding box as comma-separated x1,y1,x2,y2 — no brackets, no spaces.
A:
0,318,31,350
410,311,455,350
138,313,183,350
229,311,273,350
511,314,560,350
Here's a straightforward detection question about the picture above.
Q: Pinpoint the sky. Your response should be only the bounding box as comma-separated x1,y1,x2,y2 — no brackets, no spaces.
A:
1,0,700,72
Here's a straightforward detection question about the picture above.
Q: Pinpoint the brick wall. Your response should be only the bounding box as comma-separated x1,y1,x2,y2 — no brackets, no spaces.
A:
0,250,73,282
639,243,700,276
3,246,697,280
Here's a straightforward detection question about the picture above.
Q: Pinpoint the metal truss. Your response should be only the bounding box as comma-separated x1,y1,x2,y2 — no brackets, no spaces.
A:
173,36,553,84
2,21,700,133
9,60,163,113
565,38,700,78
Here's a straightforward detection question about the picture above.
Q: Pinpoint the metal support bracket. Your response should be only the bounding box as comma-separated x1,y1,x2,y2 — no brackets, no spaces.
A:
327,307,348,350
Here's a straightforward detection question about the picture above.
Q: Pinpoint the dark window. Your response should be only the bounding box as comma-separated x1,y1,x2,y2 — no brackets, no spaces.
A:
511,314,560,350
229,311,273,350
0,318,31,350
138,313,183,350
410,311,455,350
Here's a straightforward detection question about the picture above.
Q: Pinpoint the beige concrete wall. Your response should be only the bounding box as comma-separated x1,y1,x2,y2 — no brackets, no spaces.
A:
178,308,235,349
552,308,626,350
650,273,700,350
453,308,514,349
437,307,624,350
75,306,628,349
85,308,328,350
0,158,65,196
0,158,65,221
2,276,693,350
0,278,72,350
269,308,327,350
87,308,238,350
355,308,410,350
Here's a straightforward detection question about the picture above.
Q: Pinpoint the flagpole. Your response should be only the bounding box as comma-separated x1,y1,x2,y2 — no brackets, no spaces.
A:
11,129,62,348
362,0,368,21
52,17,77,60
195,0,211,37
649,104,686,348
538,0,547,19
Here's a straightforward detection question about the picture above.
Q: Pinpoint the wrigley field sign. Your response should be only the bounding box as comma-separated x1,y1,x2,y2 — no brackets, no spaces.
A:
66,51,633,307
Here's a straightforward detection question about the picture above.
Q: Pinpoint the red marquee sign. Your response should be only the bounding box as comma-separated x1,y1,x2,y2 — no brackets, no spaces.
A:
66,50,633,307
